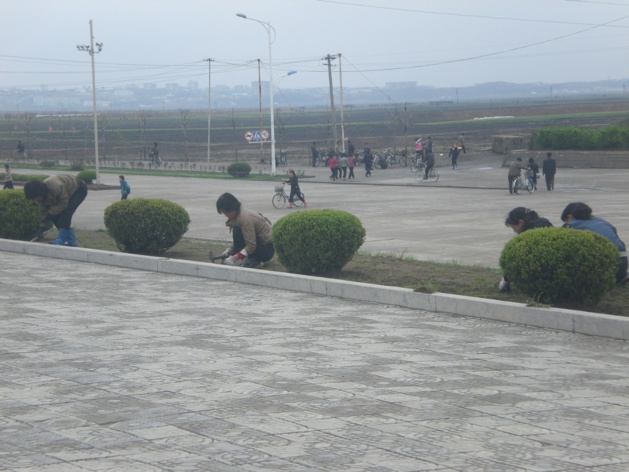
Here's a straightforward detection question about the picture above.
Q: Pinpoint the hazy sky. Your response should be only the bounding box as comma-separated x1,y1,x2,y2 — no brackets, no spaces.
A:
1,0,628,92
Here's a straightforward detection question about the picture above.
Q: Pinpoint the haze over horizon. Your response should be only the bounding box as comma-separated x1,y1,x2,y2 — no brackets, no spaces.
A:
2,0,628,93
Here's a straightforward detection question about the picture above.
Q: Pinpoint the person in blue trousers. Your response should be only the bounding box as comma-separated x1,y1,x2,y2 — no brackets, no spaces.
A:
24,174,88,246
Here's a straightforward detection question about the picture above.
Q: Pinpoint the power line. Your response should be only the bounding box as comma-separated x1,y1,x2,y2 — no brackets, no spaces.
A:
316,0,629,28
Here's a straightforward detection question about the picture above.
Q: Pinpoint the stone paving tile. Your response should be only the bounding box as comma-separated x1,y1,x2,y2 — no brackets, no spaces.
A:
2,251,629,471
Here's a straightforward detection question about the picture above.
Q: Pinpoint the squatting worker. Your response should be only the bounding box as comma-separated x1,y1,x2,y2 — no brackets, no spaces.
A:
216,192,274,268
24,174,88,247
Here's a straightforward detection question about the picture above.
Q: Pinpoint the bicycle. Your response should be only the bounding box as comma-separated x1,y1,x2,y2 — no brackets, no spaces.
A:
414,161,439,182
513,170,534,194
272,183,304,209
410,151,427,173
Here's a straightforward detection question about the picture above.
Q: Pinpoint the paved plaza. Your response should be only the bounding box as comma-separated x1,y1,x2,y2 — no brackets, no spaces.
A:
20,152,628,268
2,153,629,470
2,251,629,471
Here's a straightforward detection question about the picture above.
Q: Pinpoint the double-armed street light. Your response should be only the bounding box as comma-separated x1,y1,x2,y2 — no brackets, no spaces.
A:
236,13,280,175
77,20,103,184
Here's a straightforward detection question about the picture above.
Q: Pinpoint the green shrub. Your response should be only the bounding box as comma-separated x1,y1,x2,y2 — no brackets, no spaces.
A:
77,170,97,184
530,123,629,150
13,173,48,181
38,160,58,169
273,209,366,274
70,160,85,171
104,198,190,255
499,227,618,305
227,162,251,178
0,190,41,240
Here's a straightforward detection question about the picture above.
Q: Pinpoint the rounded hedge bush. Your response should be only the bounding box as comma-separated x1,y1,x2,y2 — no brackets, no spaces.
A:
0,190,41,240
273,209,366,274
104,198,190,255
227,162,251,178
499,227,618,305
77,170,97,184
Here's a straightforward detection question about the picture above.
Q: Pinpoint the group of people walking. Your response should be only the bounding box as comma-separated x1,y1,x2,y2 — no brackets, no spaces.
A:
508,152,557,194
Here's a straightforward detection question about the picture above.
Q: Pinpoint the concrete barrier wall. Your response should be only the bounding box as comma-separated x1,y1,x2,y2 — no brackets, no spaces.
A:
504,148,629,169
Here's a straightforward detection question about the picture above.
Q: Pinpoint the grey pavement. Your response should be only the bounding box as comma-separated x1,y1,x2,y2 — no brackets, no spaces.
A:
15,152,628,268
2,250,629,471
3,154,629,471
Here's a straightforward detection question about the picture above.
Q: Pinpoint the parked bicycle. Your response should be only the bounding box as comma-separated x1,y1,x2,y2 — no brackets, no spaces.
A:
272,183,304,209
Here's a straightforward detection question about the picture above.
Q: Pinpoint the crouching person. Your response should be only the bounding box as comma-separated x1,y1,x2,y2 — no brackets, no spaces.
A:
24,174,88,246
216,192,274,268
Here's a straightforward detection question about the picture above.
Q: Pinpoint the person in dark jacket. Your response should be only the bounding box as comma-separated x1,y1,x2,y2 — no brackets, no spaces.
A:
285,169,306,208
499,207,553,291
310,142,318,167
24,174,88,246
448,143,460,170
561,202,627,284
363,144,373,177
527,157,539,191
542,152,556,191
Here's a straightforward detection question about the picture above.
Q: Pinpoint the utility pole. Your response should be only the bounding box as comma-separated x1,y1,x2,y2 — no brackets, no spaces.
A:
76,20,103,184
258,59,264,163
338,53,345,154
204,58,213,166
325,54,338,151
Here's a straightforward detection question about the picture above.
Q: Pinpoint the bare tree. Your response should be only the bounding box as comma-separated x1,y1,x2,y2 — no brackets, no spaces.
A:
138,110,147,160
24,113,35,157
231,108,239,161
179,109,189,162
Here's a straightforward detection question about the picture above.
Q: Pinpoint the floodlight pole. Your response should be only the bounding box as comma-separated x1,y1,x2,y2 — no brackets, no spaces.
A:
205,58,213,166
237,13,277,176
77,20,102,184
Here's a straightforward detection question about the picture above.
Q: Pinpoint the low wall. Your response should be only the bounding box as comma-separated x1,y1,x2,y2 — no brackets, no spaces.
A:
511,149,629,169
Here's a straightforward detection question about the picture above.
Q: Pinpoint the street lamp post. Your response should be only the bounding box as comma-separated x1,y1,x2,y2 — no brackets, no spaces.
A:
236,13,278,176
205,58,213,167
77,20,103,184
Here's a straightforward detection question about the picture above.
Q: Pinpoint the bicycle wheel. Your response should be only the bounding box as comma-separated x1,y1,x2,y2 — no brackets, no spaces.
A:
513,179,523,194
428,168,440,182
525,179,534,193
398,155,408,167
294,193,304,207
415,165,426,182
272,193,286,209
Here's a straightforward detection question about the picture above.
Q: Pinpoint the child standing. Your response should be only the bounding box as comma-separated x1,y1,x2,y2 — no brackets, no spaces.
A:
3,164,14,189
119,175,131,200
340,154,348,180
347,153,356,180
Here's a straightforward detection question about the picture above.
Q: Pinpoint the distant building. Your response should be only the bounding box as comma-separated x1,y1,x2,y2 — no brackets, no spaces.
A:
385,81,417,89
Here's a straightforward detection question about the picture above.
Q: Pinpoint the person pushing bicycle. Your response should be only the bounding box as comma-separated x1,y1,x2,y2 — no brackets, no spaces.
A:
285,169,306,209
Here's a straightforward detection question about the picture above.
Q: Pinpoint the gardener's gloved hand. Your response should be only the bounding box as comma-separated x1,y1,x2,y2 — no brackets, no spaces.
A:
221,248,232,258
223,256,236,266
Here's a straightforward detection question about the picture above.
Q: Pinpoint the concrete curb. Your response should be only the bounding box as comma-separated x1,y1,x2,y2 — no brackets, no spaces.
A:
2,239,628,341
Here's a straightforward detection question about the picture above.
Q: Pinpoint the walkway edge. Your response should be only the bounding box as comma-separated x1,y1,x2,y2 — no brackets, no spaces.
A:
2,239,628,341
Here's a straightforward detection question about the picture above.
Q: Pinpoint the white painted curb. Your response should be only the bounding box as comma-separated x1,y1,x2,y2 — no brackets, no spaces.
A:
2,239,628,341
